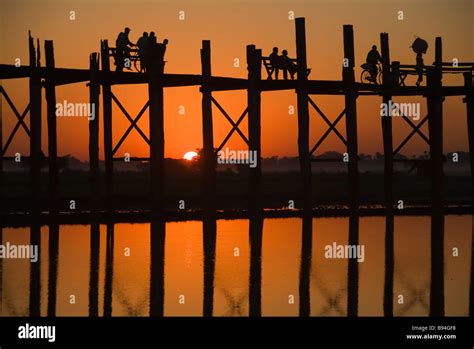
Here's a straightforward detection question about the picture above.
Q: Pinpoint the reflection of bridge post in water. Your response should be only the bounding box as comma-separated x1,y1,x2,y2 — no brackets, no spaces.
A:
103,223,114,317
249,214,263,317
347,215,359,317
89,222,100,316
202,217,216,317
47,222,59,316
430,214,445,316
470,215,474,316
150,220,166,317
0,226,3,315
29,223,41,316
299,213,312,316
383,214,394,316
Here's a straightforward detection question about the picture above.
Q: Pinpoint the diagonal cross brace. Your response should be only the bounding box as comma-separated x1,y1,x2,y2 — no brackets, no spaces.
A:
392,102,429,145
211,96,249,152
1,87,33,155
2,104,30,156
391,101,430,157
393,114,429,156
111,93,150,156
0,87,31,138
308,96,348,156
112,100,150,155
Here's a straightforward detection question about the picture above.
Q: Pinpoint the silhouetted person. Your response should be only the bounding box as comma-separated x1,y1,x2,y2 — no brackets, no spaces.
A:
415,53,424,87
366,45,382,82
137,32,149,72
157,39,168,72
281,49,297,80
149,31,157,45
115,27,135,72
269,47,283,80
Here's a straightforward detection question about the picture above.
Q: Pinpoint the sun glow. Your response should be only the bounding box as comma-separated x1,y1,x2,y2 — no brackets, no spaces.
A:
183,151,198,161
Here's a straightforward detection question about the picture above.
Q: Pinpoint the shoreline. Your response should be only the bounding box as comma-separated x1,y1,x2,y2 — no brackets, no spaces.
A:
1,204,472,227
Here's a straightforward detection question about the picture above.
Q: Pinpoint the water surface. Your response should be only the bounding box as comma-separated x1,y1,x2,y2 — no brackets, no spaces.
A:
0,215,471,316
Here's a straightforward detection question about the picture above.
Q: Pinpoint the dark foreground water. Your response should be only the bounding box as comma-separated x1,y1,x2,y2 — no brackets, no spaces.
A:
0,215,472,316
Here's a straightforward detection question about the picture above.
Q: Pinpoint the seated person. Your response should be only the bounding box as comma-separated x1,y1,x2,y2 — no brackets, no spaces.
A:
269,47,284,80
280,50,297,80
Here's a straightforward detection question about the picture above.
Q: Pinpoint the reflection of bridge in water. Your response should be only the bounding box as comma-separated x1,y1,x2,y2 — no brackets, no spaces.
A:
1,213,472,317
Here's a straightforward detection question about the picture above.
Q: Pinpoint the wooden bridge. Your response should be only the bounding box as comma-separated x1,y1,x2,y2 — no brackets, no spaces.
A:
0,18,473,215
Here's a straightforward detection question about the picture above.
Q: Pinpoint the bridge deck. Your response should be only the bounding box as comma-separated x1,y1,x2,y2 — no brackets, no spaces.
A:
0,64,472,96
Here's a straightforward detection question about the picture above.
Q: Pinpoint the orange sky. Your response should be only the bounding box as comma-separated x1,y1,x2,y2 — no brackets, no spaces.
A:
0,0,473,160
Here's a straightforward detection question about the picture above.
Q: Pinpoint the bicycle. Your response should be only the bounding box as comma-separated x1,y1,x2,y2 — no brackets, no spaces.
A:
125,49,142,72
111,47,143,72
111,47,167,73
360,63,382,85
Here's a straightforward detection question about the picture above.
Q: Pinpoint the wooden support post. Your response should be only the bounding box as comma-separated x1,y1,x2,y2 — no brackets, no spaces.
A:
464,72,474,204
380,33,393,210
148,42,165,214
343,25,359,211
462,71,472,317
89,53,100,211
0,84,3,213
295,18,312,211
435,37,442,71
392,61,400,87
200,40,215,212
427,37,443,211
247,45,262,213
45,41,58,214
101,41,114,211
429,37,444,315
29,34,42,213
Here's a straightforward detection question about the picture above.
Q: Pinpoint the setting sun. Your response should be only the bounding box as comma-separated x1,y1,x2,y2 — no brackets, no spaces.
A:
183,151,198,161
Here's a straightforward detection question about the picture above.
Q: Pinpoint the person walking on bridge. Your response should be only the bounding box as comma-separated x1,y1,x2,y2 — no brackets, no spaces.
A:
415,52,424,87
115,27,136,72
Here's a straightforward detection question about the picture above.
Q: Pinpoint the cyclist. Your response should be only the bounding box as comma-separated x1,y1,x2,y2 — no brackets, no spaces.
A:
366,45,382,82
